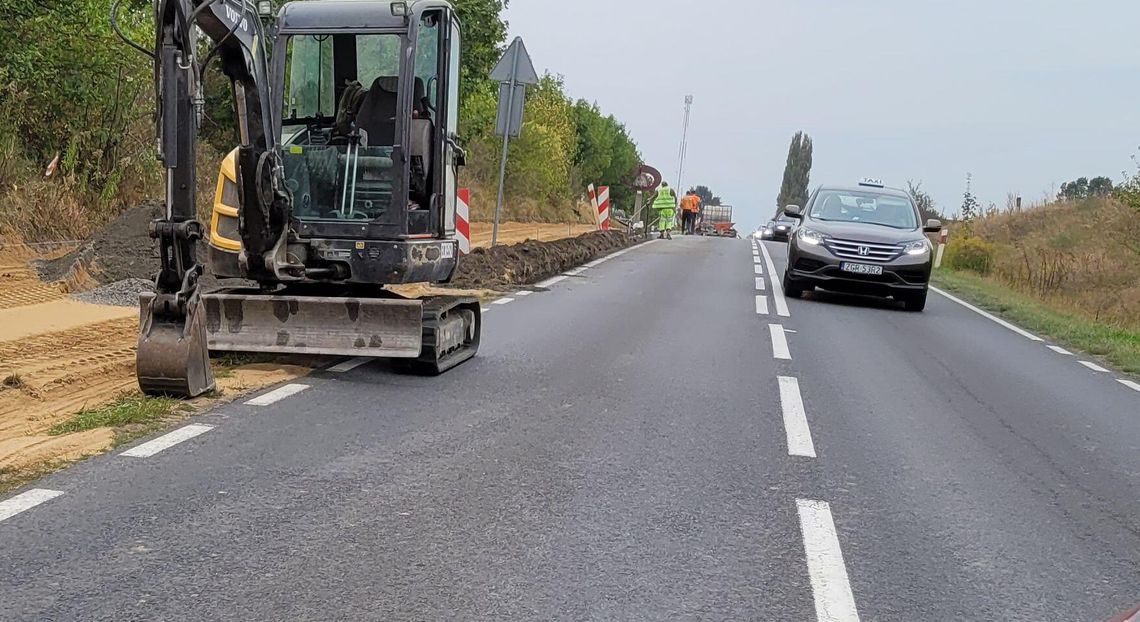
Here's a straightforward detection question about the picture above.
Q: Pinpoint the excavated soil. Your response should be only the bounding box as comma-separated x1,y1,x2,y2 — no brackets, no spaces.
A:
448,230,633,290
35,200,164,286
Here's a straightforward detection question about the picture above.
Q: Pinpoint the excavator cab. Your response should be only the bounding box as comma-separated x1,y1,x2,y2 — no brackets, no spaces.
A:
136,0,479,398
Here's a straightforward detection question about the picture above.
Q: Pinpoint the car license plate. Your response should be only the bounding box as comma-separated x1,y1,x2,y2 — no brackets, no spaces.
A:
841,262,883,275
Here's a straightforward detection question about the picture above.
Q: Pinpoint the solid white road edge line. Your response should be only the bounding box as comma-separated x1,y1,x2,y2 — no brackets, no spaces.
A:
246,383,310,406
755,295,769,315
1078,360,1110,373
564,266,588,276
929,286,1043,342
755,277,766,291
778,376,816,458
797,499,862,622
535,275,568,288
328,357,373,373
1046,345,1073,355
120,424,215,458
0,489,65,523
770,324,791,360
1118,379,1140,392
492,297,515,305
759,242,790,317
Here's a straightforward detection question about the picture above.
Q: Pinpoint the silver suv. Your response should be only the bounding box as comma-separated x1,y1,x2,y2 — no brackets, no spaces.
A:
781,180,941,311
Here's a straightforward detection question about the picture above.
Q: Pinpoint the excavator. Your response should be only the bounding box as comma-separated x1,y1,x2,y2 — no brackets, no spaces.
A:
118,0,480,397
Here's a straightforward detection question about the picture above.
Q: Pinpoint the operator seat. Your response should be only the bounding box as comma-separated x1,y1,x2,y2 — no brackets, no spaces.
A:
354,76,434,208
356,77,399,145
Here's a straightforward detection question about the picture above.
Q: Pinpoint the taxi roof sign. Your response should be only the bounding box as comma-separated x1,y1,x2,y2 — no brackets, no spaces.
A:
858,177,885,188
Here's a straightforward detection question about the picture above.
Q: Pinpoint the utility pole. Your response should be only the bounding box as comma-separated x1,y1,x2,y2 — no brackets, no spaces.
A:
675,95,693,193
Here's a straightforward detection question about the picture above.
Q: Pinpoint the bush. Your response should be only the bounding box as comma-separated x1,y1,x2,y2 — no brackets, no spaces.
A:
945,236,996,275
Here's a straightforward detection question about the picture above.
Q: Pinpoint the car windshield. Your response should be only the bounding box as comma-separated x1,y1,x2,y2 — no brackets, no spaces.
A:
809,189,918,229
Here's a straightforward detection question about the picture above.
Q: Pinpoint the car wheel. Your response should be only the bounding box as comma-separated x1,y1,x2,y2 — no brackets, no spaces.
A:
783,271,804,299
902,289,927,312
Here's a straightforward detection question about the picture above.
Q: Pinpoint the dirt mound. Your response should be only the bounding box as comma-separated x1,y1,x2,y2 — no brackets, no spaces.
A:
36,200,163,286
448,230,632,290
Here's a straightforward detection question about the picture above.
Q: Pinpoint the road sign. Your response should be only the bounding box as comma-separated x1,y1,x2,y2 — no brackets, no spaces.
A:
495,82,526,138
490,37,538,246
491,37,539,85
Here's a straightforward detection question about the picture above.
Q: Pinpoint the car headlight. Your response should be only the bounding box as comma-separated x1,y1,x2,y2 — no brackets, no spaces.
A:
902,239,931,256
797,227,828,246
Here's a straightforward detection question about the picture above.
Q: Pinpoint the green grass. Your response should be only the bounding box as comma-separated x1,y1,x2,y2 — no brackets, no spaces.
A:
933,269,1140,375
48,393,189,438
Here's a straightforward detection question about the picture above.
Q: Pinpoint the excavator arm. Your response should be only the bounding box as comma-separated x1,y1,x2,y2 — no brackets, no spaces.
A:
136,0,292,397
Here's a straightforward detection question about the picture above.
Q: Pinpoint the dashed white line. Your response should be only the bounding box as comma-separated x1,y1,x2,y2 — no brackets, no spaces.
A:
0,489,65,523
755,295,769,315
514,290,533,296
564,266,588,276
1078,360,1109,373
778,376,816,458
755,277,766,291
120,424,215,458
930,286,1043,342
492,297,515,305
754,264,764,275
770,324,791,360
481,306,491,313
246,383,310,406
1118,379,1140,392
328,357,373,373
535,275,568,288
797,499,861,622
759,242,790,317
1046,345,1073,355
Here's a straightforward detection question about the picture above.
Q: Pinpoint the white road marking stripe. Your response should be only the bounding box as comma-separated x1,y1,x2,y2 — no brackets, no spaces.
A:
1118,379,1140,392
770,324,791,360
1046,345,1073,355
120,424,215,458
797,499,861,622
929,286,1043,342
755,295,769,315
535,275,568,288
564,266,588,276
759,242,790,317
328,357,373,373
246,383,310,406
492,297,515,305
514,290,533,296
481,307,491,313
1078,360,1109,373
754,264,763,275
0,489,64,523
755,277,766,291
778,376,816,457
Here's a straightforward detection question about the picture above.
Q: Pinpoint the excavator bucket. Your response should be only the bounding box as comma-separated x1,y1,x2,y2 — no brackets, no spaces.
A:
201,291,424,357
137,292,216,398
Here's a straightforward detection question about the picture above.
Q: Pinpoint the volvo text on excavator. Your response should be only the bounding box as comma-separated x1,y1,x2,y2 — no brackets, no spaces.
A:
123,0,480,397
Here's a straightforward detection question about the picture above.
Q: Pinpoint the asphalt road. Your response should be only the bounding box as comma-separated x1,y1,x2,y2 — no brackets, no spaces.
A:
2,236,1139,620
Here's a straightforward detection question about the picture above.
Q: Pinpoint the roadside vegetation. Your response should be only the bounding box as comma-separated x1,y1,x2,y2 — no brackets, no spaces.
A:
0,0,641,244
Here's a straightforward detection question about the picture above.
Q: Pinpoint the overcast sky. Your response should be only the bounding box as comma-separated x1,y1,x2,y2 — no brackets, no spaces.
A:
504,0,1140,231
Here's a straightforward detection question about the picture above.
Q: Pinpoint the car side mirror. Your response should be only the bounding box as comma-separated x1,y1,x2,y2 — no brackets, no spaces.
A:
783,204,803,218
923,218,941,233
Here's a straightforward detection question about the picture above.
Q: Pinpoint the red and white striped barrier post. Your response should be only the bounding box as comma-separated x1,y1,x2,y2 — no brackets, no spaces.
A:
934,227,948,269
456,188,471,255
596,185,610,230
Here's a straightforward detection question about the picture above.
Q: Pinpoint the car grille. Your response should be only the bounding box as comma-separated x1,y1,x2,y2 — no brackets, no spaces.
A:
824,238,902,262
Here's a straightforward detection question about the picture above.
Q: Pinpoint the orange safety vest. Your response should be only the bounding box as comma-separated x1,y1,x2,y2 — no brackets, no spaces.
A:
681,194,700,212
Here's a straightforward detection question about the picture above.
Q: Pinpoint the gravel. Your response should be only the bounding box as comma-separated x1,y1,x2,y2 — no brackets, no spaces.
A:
71,278,154,307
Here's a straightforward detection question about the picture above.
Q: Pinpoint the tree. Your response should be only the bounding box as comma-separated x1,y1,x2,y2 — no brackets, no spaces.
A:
689,185,722,206
1059,177,1089,201
776,132,813,211
960,174,980,222
906,180,941,221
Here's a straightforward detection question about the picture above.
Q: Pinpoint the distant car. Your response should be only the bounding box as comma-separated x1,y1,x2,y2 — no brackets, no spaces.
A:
759,221,775,239
769,215,796,242
781,179,941,311
752,228,765,239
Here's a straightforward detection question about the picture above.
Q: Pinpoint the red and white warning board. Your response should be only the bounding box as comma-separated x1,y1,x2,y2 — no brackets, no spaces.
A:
456,188,471,255
588,184,610,231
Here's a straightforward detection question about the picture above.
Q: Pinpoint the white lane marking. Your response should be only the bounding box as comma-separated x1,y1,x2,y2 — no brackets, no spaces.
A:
514,290,533,297
754,264,764,275
759,242,790,317
778,376,816,458
1118,379,1140,392
121,424,215,458
246,383,310,406
755,277,766,291
492,297,515,305
535,275,568,288
755,295,769,315
1046,345,1073,355
770,324,791,360
481,307,491,313
564,266,588,276
0,489,64,523
328,357,373,373
1078,360,1109,373
797,499,861,622
929,287,1043,342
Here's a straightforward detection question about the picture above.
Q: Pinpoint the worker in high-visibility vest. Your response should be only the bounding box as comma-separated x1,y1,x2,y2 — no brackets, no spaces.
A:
680,190,701,235
653,182,677,239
